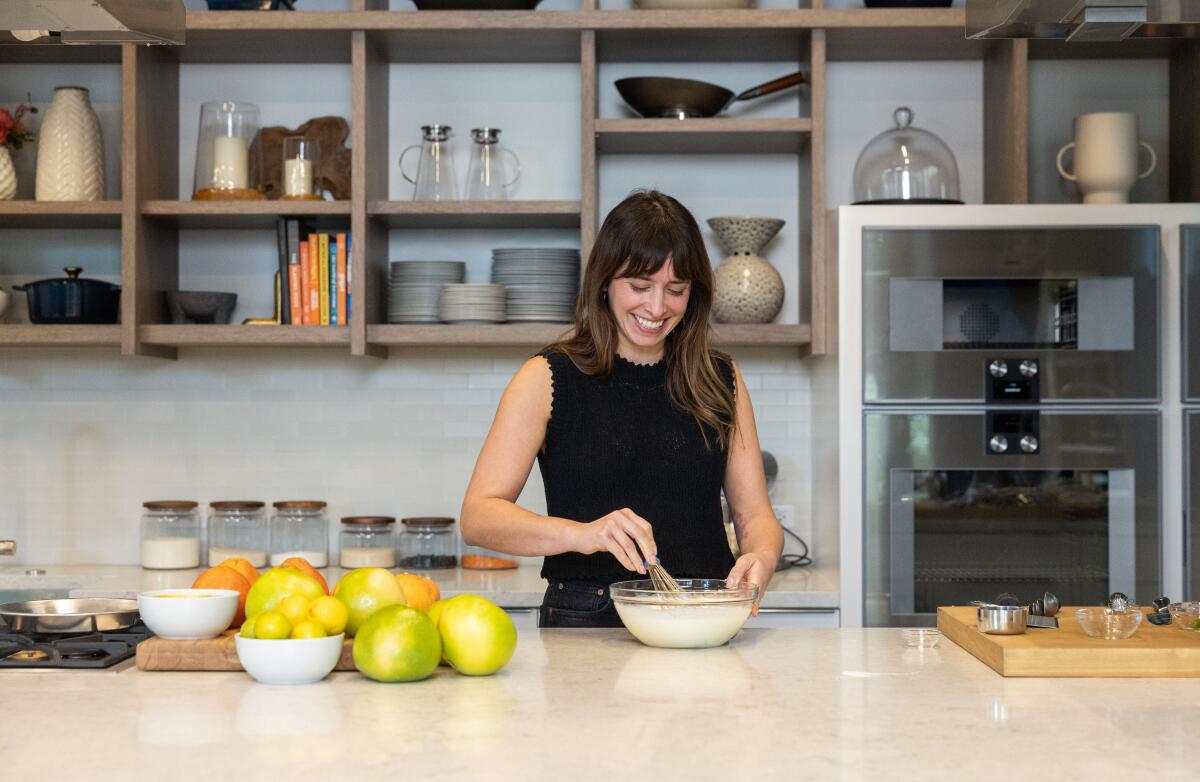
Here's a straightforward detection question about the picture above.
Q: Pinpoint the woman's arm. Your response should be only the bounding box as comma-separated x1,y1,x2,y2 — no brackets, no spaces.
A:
722,362,784,611
459,356,658,574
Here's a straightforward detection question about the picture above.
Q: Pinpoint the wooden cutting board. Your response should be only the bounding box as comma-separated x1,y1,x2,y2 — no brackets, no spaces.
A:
937,605,1200,677
135,631,357,672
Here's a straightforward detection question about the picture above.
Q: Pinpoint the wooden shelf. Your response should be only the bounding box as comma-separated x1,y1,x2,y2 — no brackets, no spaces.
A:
141,201,351,229
367,322,809,348
368,201,581,229
0,201,123,230
596,118,812,155
138,325,351,347
181,12,354,63
0,325,121,347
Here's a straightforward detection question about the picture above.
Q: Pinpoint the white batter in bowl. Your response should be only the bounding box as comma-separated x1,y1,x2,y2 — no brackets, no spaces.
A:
610,578,758,648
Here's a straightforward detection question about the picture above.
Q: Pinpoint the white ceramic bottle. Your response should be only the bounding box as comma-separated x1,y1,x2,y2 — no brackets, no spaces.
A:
35,86,105,202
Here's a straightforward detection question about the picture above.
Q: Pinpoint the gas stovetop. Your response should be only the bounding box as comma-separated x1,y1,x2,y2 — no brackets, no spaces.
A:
0,623,152,669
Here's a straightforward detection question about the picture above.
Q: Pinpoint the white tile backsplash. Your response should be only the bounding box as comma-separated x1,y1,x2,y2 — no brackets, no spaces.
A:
0,346,824,566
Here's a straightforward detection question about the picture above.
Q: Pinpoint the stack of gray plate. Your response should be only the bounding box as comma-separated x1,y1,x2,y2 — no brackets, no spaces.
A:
491,248,580,323
388,260,465,323
439,283,507,324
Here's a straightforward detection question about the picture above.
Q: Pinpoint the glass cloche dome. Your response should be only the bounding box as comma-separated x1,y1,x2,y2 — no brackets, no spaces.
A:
852,107,961,205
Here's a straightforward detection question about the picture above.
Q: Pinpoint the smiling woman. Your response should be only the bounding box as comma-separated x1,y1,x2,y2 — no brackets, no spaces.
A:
459,190,783,630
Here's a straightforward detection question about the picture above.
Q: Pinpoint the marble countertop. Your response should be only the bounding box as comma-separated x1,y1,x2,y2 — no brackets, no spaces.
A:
0,563,839,609
4,628,1196,781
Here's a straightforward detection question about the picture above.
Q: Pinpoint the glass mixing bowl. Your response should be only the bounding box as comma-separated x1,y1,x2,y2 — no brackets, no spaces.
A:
610,578,758,649
1167,601,1200,631
1076,606,1143,640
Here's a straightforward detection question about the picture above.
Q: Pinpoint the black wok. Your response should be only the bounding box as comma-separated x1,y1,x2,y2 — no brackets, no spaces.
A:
616,71,806,119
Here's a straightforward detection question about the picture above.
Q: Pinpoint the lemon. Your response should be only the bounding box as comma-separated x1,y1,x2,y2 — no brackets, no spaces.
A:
308,595,349,635
255,610,292,640
290,620,328,639
240,614,259,639
279,594,311,628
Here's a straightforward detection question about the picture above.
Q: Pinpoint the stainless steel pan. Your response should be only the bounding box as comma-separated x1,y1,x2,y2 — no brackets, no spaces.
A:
616,71,806,119
0,598,139,633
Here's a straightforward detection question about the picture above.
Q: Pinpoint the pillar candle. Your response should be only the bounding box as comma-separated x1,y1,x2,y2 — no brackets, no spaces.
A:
284,157,313,197
211,135,248,190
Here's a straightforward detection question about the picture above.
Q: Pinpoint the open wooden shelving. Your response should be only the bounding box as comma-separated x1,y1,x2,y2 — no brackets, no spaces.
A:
0,201,123,230
2,5,1195,357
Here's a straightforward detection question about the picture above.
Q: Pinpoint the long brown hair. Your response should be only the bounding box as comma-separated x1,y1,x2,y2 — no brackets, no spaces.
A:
548,190,736,450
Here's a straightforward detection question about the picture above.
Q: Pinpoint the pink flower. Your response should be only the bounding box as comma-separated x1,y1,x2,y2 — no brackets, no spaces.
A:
0,108,13,133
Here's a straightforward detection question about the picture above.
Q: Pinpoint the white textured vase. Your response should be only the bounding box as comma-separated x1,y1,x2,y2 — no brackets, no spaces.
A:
35,86,105,202
0,146,15,200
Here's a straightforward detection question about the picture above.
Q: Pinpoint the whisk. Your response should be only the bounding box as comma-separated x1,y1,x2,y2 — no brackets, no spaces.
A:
643,552,682,593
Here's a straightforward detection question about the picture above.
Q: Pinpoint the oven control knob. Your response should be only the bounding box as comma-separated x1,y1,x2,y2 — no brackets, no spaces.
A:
988,434,1009,454
988,360,1008,378
1019,360,1039,378
1019,435,1039,454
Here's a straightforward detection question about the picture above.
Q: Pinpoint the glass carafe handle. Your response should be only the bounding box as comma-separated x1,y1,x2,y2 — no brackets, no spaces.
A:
399,145,421,185
502,149,520,188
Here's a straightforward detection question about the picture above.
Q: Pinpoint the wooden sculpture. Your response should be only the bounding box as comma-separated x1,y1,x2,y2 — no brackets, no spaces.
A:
250,116,352,200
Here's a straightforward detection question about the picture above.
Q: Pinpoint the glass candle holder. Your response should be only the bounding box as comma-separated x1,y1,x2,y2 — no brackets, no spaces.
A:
193,100,266,201
282,136,321,200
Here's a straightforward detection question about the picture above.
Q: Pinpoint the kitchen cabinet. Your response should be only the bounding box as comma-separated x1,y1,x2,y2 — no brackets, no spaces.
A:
744,608,838,628
0,6,1196,359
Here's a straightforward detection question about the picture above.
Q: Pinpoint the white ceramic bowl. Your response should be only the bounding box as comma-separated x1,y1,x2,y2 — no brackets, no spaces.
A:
610,579,757,649
234,633,345,685
138,588,239,640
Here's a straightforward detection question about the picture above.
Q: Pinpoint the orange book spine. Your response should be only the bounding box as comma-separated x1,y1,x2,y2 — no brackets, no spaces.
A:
307,233,320,325
288,262,303,327
298,241,311,326
336,232,347,326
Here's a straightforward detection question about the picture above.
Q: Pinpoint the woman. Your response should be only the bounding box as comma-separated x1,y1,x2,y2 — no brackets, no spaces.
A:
460,190,782,628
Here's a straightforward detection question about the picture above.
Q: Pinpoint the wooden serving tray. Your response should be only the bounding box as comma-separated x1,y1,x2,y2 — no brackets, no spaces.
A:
136,630,356,672
937,605,1200,677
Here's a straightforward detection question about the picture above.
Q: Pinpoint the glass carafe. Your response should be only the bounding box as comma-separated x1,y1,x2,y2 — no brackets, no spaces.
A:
465,127,520,201
399,124,458,201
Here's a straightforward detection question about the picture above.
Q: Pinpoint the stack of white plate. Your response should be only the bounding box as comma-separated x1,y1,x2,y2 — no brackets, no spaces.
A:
491,248,580,323
388,261,465,323
439,283,507,324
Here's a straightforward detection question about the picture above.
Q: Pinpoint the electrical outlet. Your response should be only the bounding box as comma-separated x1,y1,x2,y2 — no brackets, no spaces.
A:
773,504,795,529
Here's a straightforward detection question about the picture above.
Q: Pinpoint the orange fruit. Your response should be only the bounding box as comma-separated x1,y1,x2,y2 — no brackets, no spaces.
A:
217,557,260,587
395,573,440,612
192,565,251,626
279,557,329,594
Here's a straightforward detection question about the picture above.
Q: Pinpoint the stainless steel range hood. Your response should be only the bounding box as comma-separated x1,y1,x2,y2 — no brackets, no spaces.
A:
0,0,185,46
967,0,1200,42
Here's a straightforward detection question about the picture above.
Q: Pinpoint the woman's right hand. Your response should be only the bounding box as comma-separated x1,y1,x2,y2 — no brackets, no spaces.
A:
572,508,657,575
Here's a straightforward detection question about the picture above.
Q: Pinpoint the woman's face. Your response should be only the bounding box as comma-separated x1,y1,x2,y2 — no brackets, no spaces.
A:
607,260,691,362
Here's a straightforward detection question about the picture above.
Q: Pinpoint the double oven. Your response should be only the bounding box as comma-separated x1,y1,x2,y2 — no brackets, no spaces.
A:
1184,226,1200,600
840,209,1165,627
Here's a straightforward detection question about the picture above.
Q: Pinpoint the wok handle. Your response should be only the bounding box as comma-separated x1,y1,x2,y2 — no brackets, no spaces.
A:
735,71,806,101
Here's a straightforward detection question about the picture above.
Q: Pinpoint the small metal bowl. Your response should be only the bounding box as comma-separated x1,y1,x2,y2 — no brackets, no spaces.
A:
977,604,1028,635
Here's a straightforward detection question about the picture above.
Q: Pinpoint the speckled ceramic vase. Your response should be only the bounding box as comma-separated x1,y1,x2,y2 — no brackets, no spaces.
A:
708,216,785,324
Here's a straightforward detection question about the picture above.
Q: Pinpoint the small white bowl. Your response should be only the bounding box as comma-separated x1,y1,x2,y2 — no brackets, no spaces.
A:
234,633,344,685
138,589,239,640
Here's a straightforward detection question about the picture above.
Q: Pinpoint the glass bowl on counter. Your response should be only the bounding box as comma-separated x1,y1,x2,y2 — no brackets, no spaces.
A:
900,628,942,648
609,578,757,649
1167,602,1200,631
1076,606,1143,640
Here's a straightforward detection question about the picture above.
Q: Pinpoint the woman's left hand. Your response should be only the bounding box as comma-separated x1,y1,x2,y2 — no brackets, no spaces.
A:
725,552,774,616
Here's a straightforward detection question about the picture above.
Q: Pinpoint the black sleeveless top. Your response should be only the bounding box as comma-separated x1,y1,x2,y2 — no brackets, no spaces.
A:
537,349,736,584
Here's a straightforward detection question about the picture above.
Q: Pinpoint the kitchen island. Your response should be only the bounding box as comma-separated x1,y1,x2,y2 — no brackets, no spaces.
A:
5,628,1196,781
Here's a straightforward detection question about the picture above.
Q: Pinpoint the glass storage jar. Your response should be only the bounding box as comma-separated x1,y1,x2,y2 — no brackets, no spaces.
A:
207,501,268,568
340,516,397,569
269,500,329,568
398,517,457,569
141,501,202,570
